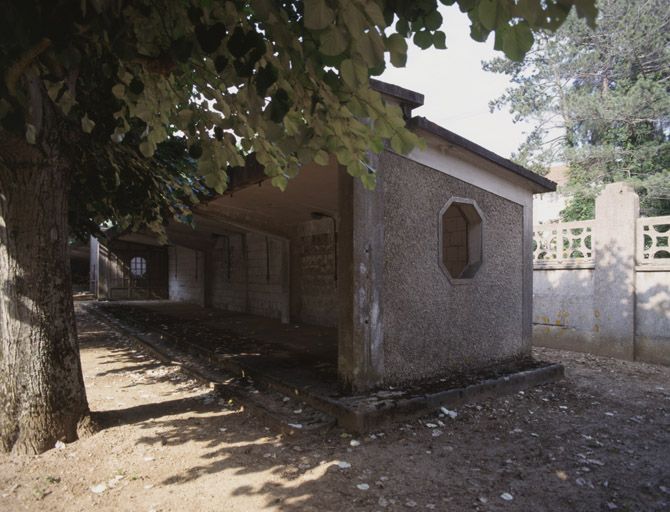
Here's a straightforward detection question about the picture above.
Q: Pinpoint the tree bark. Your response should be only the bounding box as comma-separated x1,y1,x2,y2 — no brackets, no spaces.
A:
0,129,90,455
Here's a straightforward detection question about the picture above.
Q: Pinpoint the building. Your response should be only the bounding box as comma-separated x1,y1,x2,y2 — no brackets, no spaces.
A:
533,164,569,224
91,81,555,393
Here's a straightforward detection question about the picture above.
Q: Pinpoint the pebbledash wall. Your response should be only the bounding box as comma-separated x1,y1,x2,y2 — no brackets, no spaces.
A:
380,151,526,383
533,182,670,365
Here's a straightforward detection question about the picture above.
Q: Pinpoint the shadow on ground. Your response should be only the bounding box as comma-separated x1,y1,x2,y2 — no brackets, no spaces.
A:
76,304,670,512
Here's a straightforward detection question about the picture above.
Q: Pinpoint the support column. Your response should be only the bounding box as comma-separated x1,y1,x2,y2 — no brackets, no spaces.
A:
521,197,534,353
337,158,385,393
203,249,214,308
280,239,290,324
593,182,639,359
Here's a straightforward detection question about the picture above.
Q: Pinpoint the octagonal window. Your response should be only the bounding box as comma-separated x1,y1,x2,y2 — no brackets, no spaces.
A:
439,198,483,281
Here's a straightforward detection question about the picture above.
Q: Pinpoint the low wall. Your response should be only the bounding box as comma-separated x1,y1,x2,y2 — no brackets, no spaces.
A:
532,183,670,365
635,268,670,365
533,266,670,365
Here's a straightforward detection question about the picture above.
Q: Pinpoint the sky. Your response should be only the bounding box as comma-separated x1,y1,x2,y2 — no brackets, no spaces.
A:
381,4,533,159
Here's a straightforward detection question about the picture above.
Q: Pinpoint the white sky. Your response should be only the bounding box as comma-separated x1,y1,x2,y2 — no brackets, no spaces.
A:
381,4,533,159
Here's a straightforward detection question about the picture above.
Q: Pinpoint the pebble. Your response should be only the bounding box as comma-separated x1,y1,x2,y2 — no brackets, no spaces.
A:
500,492,514,501
350,440,361,447
356,483,370,491
90,483,107,494
337,461,351,469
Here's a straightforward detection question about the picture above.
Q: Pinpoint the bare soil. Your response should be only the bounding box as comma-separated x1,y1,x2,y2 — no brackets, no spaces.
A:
1,305,669,512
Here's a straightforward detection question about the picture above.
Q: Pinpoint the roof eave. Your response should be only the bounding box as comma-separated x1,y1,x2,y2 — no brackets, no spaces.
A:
409,117,557,193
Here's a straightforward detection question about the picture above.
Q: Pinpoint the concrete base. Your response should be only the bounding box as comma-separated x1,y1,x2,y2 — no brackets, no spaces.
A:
330,363,564,432
89,302,563,433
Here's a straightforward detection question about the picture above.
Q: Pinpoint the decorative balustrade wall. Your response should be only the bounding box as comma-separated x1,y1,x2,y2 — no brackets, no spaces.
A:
533,220,594,268
637,215,670,266
532,183,670,366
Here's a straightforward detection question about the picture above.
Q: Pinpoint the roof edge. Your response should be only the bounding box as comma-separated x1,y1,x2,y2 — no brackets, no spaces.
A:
370,79,425,110
409,117,556,193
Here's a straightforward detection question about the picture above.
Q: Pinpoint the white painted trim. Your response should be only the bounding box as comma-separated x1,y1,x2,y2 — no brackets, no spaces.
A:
406,133,533,206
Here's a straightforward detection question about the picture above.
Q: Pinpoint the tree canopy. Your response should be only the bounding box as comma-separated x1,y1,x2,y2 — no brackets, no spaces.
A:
484,0,670,219
1,0,599,233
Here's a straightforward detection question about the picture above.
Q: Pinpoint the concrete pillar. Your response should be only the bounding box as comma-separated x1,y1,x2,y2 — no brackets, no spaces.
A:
593,182,639,359
337,160,385,393
521,197,534,353
203,249,214,308
280,239,290,324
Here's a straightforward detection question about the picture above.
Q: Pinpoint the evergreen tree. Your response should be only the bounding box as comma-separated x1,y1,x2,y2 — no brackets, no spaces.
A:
485,0,670,218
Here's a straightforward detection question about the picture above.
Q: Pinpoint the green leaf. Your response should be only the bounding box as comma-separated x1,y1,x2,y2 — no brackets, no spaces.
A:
271,175,288,190
304,0,335,31
320,27,348,56
314,149,330,166
340,59,356,87
470,22,490,43
478,0,509,31
424,10,443,31
81,113,95,134
112,83,126,100
396,18,409,36
363,2,386,27
386,33,408,67
139,140,155,157
501,22,534,61
413,31,433,50
515,0,540,25
433,31,447,49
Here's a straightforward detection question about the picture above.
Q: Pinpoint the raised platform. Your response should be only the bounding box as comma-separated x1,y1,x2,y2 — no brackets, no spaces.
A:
87,301,563,432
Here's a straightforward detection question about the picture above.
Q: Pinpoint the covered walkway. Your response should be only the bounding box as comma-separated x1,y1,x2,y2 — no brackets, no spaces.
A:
96,300,339,397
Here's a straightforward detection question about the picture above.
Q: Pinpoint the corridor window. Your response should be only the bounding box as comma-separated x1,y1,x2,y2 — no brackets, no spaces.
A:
130,256,147,277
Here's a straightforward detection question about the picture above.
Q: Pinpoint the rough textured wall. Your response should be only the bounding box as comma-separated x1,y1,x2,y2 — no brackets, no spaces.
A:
168,245,205,305
533,267,670,366
635,271,670,365
291,219,338,327
532,268,597,351
210,234,247,313
245,233,285,319
380,152,526,384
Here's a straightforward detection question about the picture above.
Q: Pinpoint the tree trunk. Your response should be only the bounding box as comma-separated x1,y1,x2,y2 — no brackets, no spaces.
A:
0,130,90,455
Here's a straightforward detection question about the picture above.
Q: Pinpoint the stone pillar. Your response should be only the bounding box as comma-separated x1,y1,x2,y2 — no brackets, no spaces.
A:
337,160,385,392
593,183,639,359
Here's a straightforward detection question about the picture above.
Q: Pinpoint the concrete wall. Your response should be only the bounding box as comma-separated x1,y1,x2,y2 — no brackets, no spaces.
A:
210,234,247,313
291,219,338,327
203,231,289,322
635,270,670,365
168,245,205,305
533,183,670,366
245,233,287,320
379,151,527,384
534,266,670,365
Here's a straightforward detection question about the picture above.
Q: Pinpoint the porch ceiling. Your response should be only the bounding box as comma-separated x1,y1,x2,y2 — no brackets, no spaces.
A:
198,160,339,229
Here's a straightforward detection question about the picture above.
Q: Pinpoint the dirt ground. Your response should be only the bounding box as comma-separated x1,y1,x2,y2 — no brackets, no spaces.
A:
1,306,669,512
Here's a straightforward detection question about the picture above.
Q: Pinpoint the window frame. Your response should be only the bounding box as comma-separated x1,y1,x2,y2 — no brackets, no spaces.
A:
129,256,148,278
438,197,484,285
